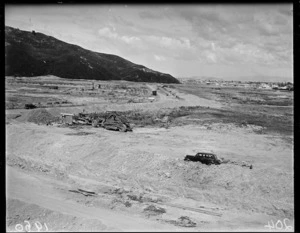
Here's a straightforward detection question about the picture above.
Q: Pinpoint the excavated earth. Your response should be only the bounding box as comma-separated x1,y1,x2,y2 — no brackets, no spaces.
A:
6,77,294,232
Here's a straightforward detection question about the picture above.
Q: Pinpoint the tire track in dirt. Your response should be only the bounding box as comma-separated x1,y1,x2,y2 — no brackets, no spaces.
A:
6,166,181,231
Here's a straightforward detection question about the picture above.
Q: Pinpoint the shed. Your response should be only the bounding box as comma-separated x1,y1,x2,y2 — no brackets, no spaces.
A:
152,90,157,96
61,113,74,124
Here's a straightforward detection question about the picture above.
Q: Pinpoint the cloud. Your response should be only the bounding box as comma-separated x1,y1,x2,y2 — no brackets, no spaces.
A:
120,35,140,44
146,35,191,50
278,5,293,16
139,11,159,19
97,26,140,45
194,40,288,66
138,8,176,20
96,6,292,67
211,42,215,51
174,5,292,66
154,54,166,61
206,52,217,63
98,27,118,39
253,12,291,36
160,37,191,49
216,43,279,66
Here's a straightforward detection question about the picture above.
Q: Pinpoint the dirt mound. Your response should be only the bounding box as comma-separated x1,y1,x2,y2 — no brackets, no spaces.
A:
163,216,197,228
25,109,59,124
143,204,166,217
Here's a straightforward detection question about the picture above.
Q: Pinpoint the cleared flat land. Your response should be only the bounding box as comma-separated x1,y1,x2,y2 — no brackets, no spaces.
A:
6,76,294,231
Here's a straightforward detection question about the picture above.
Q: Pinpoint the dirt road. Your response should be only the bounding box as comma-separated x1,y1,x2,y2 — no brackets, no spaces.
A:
7,166,184,232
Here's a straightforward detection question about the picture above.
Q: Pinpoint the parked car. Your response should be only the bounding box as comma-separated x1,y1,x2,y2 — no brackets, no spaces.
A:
184,152,222,165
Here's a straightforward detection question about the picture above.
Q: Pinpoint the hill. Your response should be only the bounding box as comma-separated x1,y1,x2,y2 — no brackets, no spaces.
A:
5,26,180,84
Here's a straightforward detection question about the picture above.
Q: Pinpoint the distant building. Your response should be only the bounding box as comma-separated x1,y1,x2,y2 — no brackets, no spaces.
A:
259,83,271,89
278,86,288,90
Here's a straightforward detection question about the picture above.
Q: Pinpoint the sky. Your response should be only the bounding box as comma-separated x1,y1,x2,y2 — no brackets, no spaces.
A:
5,4,293,81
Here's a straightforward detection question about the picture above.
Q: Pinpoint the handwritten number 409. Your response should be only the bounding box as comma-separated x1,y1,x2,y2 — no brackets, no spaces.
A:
15,221,48,232
264,218,293,231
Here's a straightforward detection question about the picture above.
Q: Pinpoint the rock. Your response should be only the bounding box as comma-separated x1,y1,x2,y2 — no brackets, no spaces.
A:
164,216,197,228
161,116,169,123
123,187,131,193
164,172,171,178
143,204,166,216
177,216,196,227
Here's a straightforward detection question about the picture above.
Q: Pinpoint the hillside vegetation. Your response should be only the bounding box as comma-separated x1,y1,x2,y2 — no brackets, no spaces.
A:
5,26,180,84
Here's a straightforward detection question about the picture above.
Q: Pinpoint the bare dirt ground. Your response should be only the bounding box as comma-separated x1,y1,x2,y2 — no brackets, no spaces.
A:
6,76,294,231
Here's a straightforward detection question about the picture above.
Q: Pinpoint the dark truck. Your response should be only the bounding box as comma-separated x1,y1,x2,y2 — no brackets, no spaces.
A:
184,152,222,165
